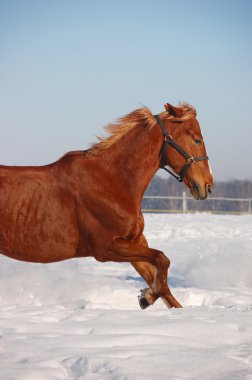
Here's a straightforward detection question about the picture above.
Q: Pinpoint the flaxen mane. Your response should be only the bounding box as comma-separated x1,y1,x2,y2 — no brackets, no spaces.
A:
87,107,156,157
86,103,196,157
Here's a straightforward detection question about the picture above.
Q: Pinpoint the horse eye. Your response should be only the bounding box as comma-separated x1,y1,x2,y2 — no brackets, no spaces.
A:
194,139,202,145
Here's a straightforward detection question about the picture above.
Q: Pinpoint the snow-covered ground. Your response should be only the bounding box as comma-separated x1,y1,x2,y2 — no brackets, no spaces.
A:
0,213,252,380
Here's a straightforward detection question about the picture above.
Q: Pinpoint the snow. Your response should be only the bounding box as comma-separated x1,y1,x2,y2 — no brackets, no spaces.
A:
0,213,252,379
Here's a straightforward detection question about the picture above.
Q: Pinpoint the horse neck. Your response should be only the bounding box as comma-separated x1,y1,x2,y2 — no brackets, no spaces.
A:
103,123,162,198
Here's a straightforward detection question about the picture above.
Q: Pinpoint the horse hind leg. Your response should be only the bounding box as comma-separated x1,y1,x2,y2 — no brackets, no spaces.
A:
132,261,182,309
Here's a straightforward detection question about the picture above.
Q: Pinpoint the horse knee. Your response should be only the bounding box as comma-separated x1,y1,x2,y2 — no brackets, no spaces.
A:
155,252,170,270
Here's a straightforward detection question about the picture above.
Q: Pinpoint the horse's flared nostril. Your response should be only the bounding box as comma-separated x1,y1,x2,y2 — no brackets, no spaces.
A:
206,183,213,195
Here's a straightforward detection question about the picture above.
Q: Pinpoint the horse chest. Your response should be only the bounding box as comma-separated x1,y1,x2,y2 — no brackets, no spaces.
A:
76,199,144,256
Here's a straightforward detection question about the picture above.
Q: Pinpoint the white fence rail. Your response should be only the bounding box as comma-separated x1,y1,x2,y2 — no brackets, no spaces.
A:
142,192,252,214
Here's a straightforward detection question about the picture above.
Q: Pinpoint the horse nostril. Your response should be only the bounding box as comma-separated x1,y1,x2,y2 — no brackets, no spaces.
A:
206,183,213,195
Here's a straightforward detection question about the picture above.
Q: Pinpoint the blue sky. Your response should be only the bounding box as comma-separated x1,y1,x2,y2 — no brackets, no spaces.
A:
0,0,251,181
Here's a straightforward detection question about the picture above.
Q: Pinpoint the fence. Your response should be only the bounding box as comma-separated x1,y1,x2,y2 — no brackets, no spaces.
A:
142,192,252,214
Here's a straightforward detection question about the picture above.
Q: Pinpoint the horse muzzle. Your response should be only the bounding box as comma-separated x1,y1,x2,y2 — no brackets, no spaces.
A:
190,182,213,200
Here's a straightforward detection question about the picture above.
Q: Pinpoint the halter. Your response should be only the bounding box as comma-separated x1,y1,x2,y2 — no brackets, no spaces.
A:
154,114,209,182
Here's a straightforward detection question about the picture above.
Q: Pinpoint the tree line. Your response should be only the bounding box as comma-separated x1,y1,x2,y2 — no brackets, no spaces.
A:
142,175,252,213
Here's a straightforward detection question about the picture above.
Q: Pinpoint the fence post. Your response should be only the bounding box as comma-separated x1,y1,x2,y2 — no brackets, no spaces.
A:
182,191,187,213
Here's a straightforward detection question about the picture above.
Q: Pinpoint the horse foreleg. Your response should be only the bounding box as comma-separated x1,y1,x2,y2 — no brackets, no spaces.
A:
132,261,182,309
131,235,182,309
107,238,180,308
131,261,159,308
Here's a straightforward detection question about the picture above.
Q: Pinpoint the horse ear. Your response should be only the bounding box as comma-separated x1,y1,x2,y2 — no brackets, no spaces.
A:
164,103,183,118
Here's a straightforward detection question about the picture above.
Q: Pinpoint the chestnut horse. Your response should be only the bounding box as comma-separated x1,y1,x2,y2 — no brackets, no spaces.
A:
0,103,213,309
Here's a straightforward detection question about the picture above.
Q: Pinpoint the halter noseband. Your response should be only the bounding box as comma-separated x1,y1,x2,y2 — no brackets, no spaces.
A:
154,114,209,183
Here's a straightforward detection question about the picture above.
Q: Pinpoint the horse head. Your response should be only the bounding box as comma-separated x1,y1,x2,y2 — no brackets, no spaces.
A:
156,103,213,200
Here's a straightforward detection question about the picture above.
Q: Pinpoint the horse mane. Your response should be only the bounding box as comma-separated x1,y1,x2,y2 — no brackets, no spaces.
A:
85,103,196,157
87,107,156,157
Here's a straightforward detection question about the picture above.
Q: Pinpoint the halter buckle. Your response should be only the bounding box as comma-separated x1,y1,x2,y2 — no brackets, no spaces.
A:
187,157,195,165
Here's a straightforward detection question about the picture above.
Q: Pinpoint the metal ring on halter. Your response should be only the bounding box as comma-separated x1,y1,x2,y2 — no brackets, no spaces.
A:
187,157,195,165
164,135,173,142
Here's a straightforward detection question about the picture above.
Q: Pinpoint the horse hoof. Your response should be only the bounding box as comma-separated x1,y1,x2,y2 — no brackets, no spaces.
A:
138,295,150,309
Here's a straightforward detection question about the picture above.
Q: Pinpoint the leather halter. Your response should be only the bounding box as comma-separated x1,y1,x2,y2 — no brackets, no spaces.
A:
154,114,209,182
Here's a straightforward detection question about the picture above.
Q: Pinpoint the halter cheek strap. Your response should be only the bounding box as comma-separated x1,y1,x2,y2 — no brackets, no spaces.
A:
154,114,209,183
